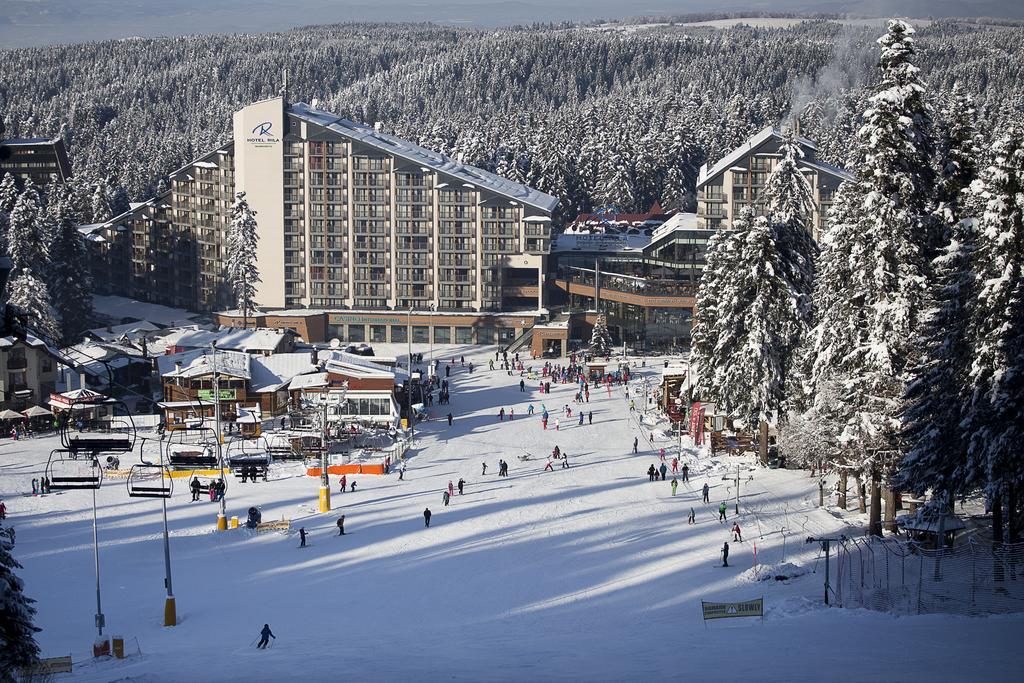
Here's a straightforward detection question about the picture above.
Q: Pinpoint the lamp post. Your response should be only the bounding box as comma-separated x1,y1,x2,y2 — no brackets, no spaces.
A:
428,303,435,375
407,307,415,448
212,342,227,531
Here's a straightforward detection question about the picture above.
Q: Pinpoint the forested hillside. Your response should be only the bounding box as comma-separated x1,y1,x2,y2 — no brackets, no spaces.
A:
1,19,1023,225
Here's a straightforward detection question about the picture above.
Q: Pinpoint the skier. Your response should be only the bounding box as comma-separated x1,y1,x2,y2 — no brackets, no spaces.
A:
721,542,730,567
647,464,657,482
400,462,407,480
561,453,569,469
350,480,357,493
528,404,535,416
448,480,454,498
671,478,678,496
520,379,526,392
337,515,346,535
671,457,678,474
718,501,727,522
659,463,668,481
299,527,307,547
482,462,488,476
633,437,638,454
732,522,742,542
682,463,689,482
424,507,432,527
660,448,666,462
688,508,696,525
457,478,465,495
578,412,584,426
555,417,560,431
499,408,505,421
447,413,453,426
442,490,450,506
544,458,554,472
256,624,276,649
629,400,635,412
31,478,38,495
588,412,593,425
340,474,347,493
190,477,201,502
510,408,514,421
702,483,710,503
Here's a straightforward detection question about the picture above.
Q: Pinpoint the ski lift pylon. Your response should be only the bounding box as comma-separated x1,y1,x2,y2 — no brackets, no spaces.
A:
46,449,103,490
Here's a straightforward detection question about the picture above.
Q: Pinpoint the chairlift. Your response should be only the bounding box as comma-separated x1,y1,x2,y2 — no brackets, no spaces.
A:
127,461,173,498
61,399,137,455
163,423,220,469
225,435,272,468
46,449,103,490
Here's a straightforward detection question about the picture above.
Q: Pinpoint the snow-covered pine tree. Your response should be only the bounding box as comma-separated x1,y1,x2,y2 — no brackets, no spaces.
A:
6,269,60,343
0,173,17,214
692,208,747,409
589,313,613,357
897,87,981,503
963,130,1024,543
761,131,819,423
225,192,261,325
6,180,48,274
0,526,41,678
897,214,979,501
804,19,937,535
714,215,800,441
48,186,94,344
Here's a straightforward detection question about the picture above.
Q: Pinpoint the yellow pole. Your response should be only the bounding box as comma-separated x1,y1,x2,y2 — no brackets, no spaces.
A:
164,596,177,627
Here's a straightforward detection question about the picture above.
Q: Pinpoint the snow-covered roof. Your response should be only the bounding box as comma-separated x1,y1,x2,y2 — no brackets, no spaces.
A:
290,102,558,214
320,351,397,381
289,372,329,391
249,353,319,393
697,125,819,186
86,320,162,342
799,158,856,183
77,223,108,242
163,327,291,353
93,294,201,327
159,349,251,380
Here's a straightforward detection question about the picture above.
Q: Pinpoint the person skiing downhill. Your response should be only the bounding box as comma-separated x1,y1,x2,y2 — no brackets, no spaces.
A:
482,462,488,475
299,527,307,547
633,437,638,454
442,490,450,506
671,478,678,496
702,483,710,503
732,522,742,542
721,542,730,567
448,480,454,498
659,463,668,481
458,478,465,495
718,501,727,522
337,515,346,535
688,508,696,525
257,624,276,649
682,463,689,482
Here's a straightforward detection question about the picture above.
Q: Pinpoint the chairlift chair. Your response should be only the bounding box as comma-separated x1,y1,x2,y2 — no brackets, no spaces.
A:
61,399,137,455
127,462,173,498
46,449,103,490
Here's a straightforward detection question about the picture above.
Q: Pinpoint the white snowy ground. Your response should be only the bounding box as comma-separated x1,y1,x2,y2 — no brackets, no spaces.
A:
2,346,1021,682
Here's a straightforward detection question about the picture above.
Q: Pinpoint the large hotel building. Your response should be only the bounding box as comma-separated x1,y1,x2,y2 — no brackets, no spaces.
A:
89,95,555,345
86,101,848,354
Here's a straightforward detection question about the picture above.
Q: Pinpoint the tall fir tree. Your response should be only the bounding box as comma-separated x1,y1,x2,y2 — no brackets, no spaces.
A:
0,527,41,678
714,214,801,433
48,186,94,344
6,180,47,274
805,19,937,534
963,131,1024,539
897,86,981,503
761,131,819,412
7,269,60,343
692,209,747,408
225,192,261,326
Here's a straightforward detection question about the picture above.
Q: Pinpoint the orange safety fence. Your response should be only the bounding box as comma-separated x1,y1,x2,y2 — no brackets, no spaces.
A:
307,464,386,476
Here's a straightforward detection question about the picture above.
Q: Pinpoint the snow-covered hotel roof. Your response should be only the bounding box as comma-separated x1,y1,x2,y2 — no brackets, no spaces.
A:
289,102,559,214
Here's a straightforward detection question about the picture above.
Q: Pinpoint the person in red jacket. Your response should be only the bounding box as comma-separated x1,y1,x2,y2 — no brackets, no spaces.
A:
732,522,742,542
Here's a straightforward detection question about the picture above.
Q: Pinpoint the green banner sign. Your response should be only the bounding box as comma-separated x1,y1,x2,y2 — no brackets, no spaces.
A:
197,389,237,401
701,598,763,620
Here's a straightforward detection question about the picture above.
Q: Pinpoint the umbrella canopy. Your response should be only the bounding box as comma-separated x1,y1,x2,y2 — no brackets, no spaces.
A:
0,409,25,420
22,405,53,418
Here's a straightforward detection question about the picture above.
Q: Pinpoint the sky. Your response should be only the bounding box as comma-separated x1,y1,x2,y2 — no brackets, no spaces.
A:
1,0,1023,48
